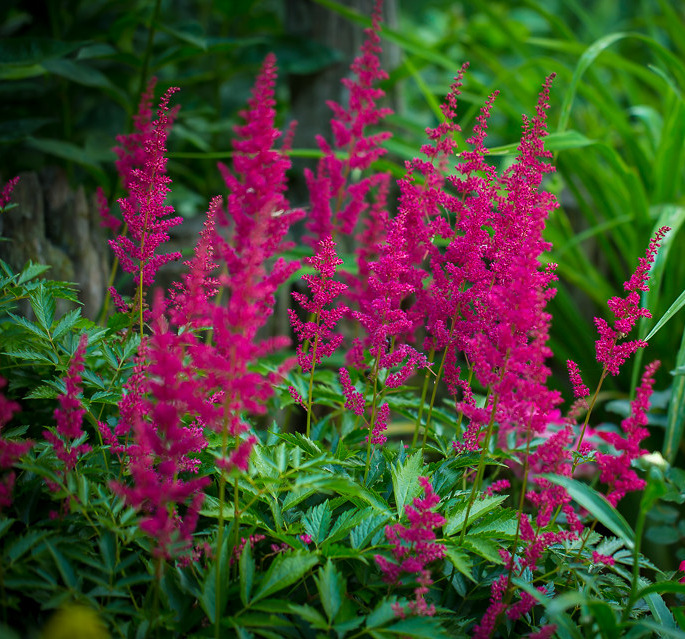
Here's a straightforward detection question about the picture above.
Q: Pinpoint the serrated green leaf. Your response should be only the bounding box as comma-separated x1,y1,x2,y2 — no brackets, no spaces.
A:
541,474,635,548
287,603,328,628
272,431,322,456
45,541,77,589
5,348,58,365
382,615,449,638
444,495,508,536
51,308,81,342
7,311,48,339
240,539,255,606
24,384,60,400
391,451,422,518
444,545,475,582
467,507,517,538
29,287,55,331
16,262,51,284
4,529,49,563
303,501,332,545
462,536,503,564
252,551,318,603
350,513,387,549
314,559,344,623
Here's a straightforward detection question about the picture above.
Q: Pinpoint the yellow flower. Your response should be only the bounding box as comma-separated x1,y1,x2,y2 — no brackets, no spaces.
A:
41,604,110,639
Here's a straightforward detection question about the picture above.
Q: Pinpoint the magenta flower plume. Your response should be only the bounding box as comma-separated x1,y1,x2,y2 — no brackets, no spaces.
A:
199,53,303,469
339,367,365,415
0,176,19,209
112,297,211,559
0,376,31,512
567,359,589,398
109,82,183,307
169,196,221,330
375,477,446,618
44,334,91,473
594,227,669,376
597,360,659,506
96,186,120,233
304,0,392,246
288,236,348,372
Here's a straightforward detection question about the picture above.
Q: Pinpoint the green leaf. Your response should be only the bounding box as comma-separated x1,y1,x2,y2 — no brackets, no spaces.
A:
313,559,344,623
252,551,318,603
51,308,81,342
631,621,685,638
586,600,619,639
25,138,107,184
0,38,84,66
45,541,77,589
390,451,422,518
444,495,508,536
4,529,49,563
462,536,503,564
380,616,449,638
488,130,597,156
350,513,387,549
541,474,635,548
444,545,475,582
287,603,328,628
303,501,332,545
29,287,55,331
239,539,255,606
201,533,231,623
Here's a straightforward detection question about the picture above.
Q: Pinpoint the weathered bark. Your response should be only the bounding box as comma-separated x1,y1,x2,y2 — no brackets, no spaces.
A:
0,169,109,319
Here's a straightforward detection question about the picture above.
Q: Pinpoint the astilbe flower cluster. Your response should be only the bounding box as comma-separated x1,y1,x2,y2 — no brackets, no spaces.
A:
43,333,91,480
0,176,19,210
597,360,659,506
288,236,348,373
44,334,91,475
304,0,392,247
109,80,183,312
201,53,303,469
111,297,211,559
0,376,31,511
594,226,669,376
375,477,446,618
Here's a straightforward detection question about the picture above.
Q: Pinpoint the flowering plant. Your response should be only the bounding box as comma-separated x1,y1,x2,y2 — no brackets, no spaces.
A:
1,4,685,639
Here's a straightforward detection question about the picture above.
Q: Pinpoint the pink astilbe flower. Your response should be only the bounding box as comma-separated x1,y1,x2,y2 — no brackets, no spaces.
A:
195,53,303,471
339,367,365,415
375,477,446,617
592,551,615,566
567,359,589,398
44,334,91,473
112,297,211,559
109,83,183,310
96,186,120,233
594,227,669,376
304,0,392,246
0,376,32,512
168,196,221,330
596,360,659,506
0,176,19,209
529,624,557,639
368,402,390,445
288,236,348,372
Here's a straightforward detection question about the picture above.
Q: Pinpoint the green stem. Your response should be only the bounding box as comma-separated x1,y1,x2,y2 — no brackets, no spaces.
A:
363,350,383,484
459,390,498,545
624,505,648,623
412,348,435,447
215,423,229,638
